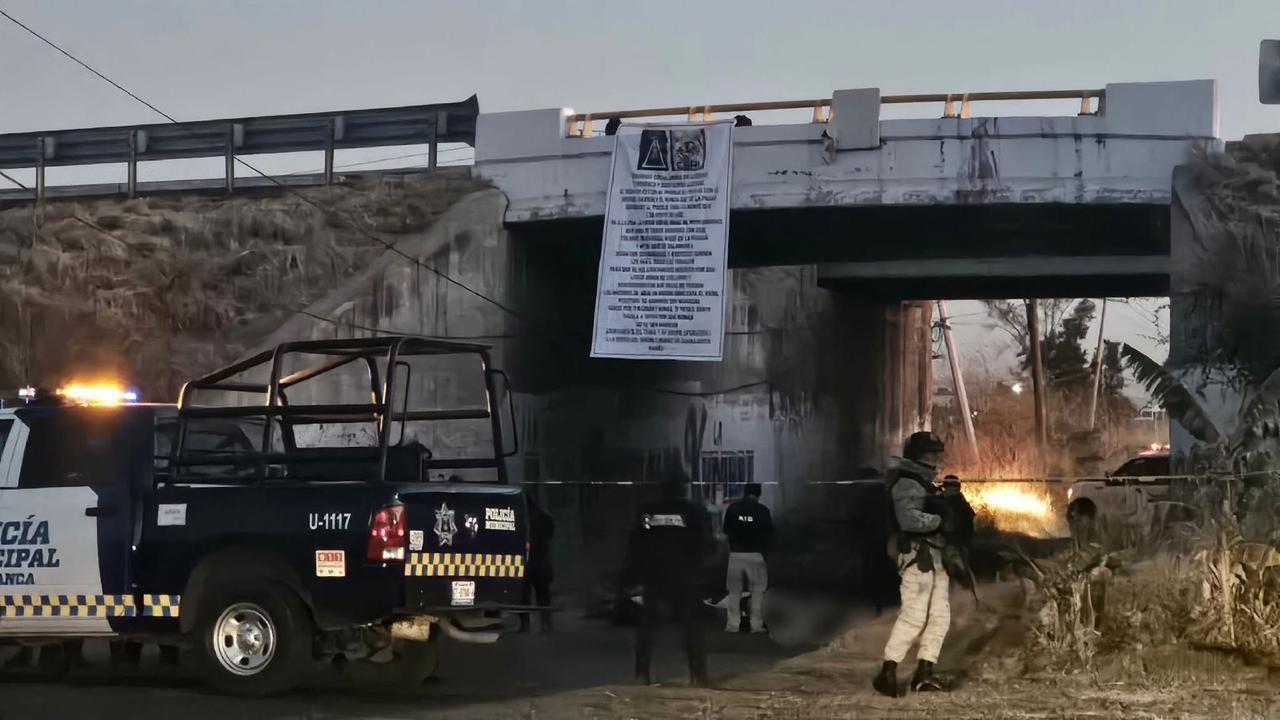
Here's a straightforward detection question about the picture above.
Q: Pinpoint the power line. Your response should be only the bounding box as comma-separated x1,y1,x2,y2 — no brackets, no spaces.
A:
0,8,558,351
1111,296,1165,323
1,11,766,397
292,308,513,342
5,168,552,350
270,308,764,395
0,169,28,190
1114,298,1166,336
0,168,157,246
3,207,502,343
0,167,499,342
0,154,482,343
0,8,177,123
234,152,548,337
285,147,473,176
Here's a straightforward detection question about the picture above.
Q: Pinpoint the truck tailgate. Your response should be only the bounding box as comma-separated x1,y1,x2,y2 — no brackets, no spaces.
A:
397,484,527,610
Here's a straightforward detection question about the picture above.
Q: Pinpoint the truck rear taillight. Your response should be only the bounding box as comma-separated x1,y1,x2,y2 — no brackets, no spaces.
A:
367,505,406,563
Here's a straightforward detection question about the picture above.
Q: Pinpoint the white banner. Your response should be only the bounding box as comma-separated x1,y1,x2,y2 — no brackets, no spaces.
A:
590,121,733,361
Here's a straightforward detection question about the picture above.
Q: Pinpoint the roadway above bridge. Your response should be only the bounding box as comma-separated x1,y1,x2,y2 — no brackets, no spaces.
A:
476,81,1218,223
477,81,1219,299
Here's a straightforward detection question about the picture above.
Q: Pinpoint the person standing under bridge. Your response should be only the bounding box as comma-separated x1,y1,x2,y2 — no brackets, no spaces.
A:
874,431,953,697
520,490,555,633
623,475,712,687
722,482,772,633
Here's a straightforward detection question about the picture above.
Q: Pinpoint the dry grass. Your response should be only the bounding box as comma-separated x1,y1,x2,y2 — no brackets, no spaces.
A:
1006,545,1125,668
1095,556,1198,653
0,173,484,398
1185,524,1280,661
1005,481,1280,678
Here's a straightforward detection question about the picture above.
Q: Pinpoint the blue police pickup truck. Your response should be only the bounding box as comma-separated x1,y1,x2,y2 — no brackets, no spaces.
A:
0,336,528,696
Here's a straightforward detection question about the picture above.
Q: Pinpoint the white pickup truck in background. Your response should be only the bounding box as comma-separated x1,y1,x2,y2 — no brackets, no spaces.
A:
1066,448,1174,537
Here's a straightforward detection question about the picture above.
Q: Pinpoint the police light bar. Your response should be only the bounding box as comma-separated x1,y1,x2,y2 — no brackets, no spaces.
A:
57,384,140,406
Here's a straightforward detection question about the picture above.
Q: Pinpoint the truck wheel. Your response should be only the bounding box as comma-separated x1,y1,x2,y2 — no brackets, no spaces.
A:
196,583,313,697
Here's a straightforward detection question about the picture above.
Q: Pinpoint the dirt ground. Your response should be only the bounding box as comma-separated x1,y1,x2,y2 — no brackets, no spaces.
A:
2,583,1278,719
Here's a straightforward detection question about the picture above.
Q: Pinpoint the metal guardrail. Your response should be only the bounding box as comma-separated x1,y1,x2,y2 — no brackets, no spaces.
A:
0,95,479,200
565,89,1105,138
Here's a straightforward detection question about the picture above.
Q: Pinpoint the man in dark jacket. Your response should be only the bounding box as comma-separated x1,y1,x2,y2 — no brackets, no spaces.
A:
941,474,979,595
874,431,953,697
520,491,555,633
624,476,712,687
852,468,899,614
941,476,976,544
722,482,772,633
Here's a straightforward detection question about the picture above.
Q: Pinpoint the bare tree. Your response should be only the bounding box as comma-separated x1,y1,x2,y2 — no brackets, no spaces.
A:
981,299,1029,353
981,298,1076,361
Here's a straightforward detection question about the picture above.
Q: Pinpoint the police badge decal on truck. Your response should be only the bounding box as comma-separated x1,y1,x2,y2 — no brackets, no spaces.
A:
435,503,457,546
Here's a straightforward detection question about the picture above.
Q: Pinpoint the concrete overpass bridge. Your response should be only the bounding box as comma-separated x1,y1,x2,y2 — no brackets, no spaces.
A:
0,81,1224,544
475,80,1220,299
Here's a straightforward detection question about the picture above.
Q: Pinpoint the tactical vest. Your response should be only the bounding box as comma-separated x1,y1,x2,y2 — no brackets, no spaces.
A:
885,469,945,572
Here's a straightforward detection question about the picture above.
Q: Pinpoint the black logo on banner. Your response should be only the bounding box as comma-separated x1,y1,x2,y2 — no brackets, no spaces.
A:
636,129,706,172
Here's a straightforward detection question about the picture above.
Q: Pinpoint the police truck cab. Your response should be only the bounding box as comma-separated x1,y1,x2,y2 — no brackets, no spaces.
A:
0,336,529,696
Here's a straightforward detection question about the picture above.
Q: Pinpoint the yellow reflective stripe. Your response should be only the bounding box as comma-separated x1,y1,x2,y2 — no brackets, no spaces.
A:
141,594,182,617
0,595,140,617
401,552,527,577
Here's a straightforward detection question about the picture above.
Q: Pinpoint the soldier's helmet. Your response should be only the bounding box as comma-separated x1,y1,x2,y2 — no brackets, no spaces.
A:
903,431,945,464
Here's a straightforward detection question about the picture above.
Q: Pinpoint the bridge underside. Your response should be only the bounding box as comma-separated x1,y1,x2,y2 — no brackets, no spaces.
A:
517,202,1170,300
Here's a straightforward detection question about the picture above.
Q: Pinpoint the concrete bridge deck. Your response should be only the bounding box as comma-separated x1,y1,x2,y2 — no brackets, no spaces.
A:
476,80,1220,299
476,81,1219,220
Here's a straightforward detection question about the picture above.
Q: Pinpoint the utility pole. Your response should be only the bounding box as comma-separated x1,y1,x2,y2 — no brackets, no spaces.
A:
1026,299,1049,459
937,301,979,464
1088,298,1109,431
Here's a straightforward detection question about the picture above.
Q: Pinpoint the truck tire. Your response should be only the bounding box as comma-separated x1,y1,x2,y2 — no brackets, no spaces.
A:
196,582,314,697
346,636,440,689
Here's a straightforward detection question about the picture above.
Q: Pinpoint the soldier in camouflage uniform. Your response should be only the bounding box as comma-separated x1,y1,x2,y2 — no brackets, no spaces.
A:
873,431,953,697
